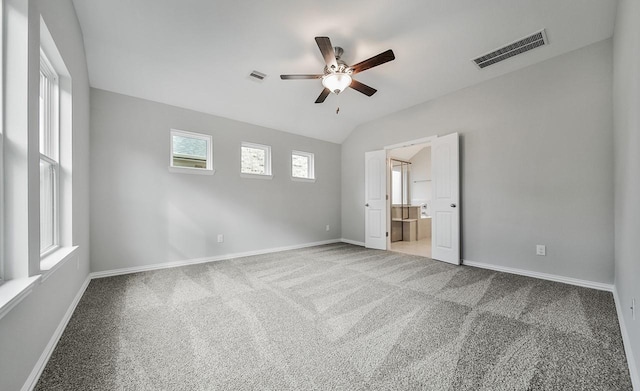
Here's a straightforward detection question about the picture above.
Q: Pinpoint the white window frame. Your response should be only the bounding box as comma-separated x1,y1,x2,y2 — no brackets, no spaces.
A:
169,128,214,175
39,49,60,258
291,150,315,182
240,142,272,179
38,17,78,279
0,116,3,285
0,0,4,284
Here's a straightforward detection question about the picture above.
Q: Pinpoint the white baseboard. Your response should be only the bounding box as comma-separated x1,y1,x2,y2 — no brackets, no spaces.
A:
613,288,640,390
22,275,91,391
461,259,614,292
341,238,365,247
90,239,342,279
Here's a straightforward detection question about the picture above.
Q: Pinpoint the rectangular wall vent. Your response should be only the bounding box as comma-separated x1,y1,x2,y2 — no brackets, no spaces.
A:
473,29,548,69
249,70,267,81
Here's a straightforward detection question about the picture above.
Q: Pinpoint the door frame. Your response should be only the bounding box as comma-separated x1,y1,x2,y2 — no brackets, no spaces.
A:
384,136,438,250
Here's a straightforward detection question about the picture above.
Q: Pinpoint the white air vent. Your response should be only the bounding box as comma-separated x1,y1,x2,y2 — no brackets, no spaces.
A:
473,29,548,69
249,70,266,81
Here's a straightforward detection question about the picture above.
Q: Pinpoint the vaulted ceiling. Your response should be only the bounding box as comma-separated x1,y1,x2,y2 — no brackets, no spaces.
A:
72,0,617,143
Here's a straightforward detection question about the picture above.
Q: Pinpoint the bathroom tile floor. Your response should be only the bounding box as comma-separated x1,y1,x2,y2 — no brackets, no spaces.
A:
390,237,431,258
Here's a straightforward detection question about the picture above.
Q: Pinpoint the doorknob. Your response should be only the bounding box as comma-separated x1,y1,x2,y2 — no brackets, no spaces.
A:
450,204,456,208
365,203,370,207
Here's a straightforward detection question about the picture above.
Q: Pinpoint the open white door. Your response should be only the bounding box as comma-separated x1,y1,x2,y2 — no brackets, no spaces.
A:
364,150,387,250
431,133,460,264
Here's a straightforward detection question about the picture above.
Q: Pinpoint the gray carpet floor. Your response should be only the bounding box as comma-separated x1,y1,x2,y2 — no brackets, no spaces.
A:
36,243,632,390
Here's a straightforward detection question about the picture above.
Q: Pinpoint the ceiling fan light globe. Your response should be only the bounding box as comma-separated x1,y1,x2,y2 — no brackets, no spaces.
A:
322,73,352,94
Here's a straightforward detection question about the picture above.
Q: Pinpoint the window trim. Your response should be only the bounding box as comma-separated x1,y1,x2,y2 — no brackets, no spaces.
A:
291,150,315,182
240,141,273,179
168,128,214,175
0,276,41,321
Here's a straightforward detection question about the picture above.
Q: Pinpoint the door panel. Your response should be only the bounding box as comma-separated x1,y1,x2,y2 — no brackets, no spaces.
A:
368,209,382,238
365,150,387,250
435,146,452,199
431,133,460,264
435,211,452,248
368,158,382,201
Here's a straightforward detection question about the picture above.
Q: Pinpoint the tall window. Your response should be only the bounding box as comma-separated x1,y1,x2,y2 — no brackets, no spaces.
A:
39,50,59,256
291,150,315,181
0,0,4,282
241,142,272,177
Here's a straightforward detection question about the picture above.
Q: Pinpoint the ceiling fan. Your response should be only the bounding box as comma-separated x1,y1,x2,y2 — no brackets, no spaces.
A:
280,36,395,103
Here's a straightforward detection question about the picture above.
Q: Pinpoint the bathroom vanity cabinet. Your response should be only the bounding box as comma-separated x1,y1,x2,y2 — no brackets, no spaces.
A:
391,205,431,242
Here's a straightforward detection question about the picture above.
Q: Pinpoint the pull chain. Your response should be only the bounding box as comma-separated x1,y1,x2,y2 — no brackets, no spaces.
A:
336,92,340,115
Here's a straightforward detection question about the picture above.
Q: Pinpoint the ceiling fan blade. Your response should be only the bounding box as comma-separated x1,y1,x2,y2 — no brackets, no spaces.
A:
280,74,323,80
350,79,377,96
315,88,330,103
351,49,395,74
315,36,338,70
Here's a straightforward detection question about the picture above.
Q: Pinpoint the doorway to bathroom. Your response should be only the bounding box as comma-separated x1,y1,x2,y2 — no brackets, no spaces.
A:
389,143,432,258
365,132,459,264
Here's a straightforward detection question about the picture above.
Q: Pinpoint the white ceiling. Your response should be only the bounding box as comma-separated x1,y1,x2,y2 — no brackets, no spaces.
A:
72,0,617,144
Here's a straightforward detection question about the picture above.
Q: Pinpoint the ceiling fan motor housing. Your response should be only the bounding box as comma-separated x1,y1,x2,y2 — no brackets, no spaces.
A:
324,63,353,76
324,47,352,75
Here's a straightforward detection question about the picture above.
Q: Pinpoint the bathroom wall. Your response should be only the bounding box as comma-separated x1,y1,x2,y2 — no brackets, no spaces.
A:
409,147,431,210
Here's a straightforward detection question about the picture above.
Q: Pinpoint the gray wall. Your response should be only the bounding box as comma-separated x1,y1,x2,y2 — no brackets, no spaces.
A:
613,0,640,380
0,1,91,390
90,89,341,273
342,39,614,284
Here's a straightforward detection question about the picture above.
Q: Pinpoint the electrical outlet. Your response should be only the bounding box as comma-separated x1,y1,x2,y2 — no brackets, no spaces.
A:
326,225,330,232
217,234,224,243
632,298,636,321
536,245,546,256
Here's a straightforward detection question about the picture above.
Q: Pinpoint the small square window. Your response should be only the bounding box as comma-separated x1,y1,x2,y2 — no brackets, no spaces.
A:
241,142,272,178
169,129,213,175
292,150,315,181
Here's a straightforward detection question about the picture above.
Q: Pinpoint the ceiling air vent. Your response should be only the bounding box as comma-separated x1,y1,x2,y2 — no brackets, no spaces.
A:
248,70,267,81
473,29,548,69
